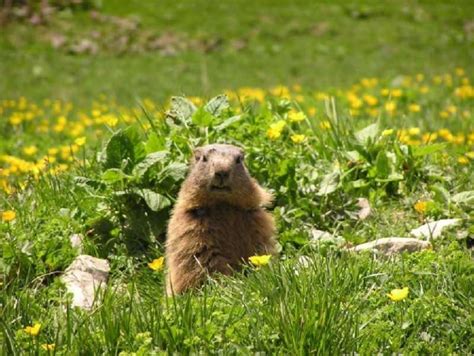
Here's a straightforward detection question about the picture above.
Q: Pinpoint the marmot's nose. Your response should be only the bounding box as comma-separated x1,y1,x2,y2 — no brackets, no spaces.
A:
214,170,230,182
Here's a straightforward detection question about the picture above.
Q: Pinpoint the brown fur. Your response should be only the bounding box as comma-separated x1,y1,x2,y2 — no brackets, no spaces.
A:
165,144,276,295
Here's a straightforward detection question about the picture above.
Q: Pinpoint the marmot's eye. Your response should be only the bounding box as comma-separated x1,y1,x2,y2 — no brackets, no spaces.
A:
235,155,243,164
202,155,208,162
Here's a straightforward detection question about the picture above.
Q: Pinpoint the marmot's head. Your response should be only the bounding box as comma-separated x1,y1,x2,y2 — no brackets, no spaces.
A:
178,144,272,210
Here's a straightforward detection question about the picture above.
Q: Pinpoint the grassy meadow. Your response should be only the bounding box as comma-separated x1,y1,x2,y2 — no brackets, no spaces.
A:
1,0,474,354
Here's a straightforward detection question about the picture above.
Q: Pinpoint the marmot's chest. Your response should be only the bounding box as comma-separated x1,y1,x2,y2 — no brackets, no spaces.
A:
188,206,259,243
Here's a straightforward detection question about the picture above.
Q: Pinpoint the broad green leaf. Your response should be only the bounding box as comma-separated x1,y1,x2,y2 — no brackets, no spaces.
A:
316,171,340,196
345,150,364,162
135,189,171,211
167,96,197,123
412,143,447,157
133,151,168,178
102,126,145,173
375,151,390,178
145,132,166,154
125,126,146,163
430,184,451,203
204,94,229,116
452,191,474,205
276,159,292,178
163,162,188,181
101,168,129,184
192,107,215,126
355,123,379,145
215,115,242,131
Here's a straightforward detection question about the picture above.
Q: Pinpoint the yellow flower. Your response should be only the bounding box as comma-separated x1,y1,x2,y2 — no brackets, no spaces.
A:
455,67,465,77
189,96,203,106
408,104,421,113
363,94,378,106
270,85,290,99
458,156,469,165
419,86,429,94
75,137,87,146
24,323,41,336
466,151,474,159
408,127,420,136
422,133,437,144
23,145,38,156
274,120,286,130
392,89,402,98
439,111,449,119
267,120,286,140
2,210,16,222
381,88,390,96
249,254,272,267
148,257,164,271
446,105,457,115
288,111,306,123
267,127,282,140
385,101,396,113
387,287,409,301
295,95,305,103
48,148,59,156
315,91,328,101
347,93,362,109
104,115,119,127
319,121,331,130
414,201,427,214
291,134,305,143
9,114,23,126
382,129,394,136
41,344,55,351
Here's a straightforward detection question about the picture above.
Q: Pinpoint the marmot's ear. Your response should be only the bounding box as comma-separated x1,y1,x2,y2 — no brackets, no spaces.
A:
239,148,245,161
193,147,203,162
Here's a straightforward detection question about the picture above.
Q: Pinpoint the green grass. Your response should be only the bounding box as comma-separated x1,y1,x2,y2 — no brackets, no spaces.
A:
2,244,473,353
1,74,473,353
1,1,474,354
1,0,473,103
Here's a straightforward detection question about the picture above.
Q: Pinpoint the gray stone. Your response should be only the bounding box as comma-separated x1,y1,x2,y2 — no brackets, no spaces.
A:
348,237,431,255
410,219,461,240
61,255,110,310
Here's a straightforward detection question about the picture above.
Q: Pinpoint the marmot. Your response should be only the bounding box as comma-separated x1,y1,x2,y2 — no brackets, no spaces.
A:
165,144,276,295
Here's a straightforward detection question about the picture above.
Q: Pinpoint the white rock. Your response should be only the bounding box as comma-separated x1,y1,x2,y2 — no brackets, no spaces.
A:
357,198,371,220
310,229,346,247
311,229,334,240
410,219,461,240
69,233,84,251
61,255,110,310
348,237,431,255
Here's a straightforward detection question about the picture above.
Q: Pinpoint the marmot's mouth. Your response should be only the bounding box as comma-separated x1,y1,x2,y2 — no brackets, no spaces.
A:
210,185,231,192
